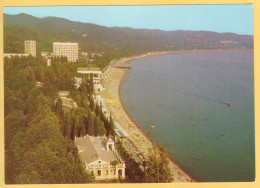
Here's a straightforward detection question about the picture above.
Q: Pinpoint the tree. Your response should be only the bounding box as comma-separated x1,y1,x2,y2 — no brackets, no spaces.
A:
87,112,94,136
108,115,114,137
55,98,63,120
4,110,26,150
99,102,103,116
89,95,95,111
79,122,86,137
4,56,94,184
95,103,100,116
98,120,106,136
145,143,173,183
72,116,79,138
94,116,99,137
41,83,58,99
89,74,94,94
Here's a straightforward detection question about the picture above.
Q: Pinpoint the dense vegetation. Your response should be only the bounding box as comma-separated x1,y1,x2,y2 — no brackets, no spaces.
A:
4,13,253,69
4,55,121,184
4,54,174,183
4,56,95,183
4,12,253,183
115,140,173,183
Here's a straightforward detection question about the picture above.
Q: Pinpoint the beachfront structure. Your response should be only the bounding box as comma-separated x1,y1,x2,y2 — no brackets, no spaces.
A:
53,42,78,62
114,122,130,138
77,67,102,84
75,135,125,180
24,40,36,57
4,53,29,58
95,95,110,117
56,91,78,112
77,67,104,91
74,77,83,89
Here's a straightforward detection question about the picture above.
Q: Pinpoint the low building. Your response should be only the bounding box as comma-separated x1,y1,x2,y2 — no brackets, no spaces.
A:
47,58,52,66
77,67,104,91
4,53,29,58
77,67,102,84
41,51,50,57
75,135,125,180
41,51,52,66
59,91,70,97
114,122,130,138
36,81,43,87
74,77,83,89
56,91,78,111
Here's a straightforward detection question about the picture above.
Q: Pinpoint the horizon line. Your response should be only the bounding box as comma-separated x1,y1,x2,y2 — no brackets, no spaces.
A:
3,12,254,36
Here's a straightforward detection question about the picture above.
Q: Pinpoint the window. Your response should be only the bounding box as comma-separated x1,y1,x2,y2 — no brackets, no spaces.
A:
111,170,115,175
103,170,108,176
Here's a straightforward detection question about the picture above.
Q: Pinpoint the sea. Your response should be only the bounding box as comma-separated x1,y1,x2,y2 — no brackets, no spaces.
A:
119,51,255,182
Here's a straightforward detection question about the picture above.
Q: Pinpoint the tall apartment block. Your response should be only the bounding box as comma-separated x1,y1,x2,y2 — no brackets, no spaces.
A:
53,42,79,62
24,40,36,57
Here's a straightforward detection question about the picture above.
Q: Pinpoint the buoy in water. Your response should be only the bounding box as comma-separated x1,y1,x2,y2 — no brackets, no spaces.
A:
171,105,173,109
191,117,194,120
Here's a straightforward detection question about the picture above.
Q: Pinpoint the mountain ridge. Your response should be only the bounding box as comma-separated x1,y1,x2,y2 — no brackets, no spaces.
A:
3,13,253,55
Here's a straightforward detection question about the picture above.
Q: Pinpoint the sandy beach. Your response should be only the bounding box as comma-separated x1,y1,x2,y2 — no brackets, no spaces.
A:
100,58,195,182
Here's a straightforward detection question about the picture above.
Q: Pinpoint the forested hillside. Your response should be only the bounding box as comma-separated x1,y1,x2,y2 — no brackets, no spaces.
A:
3,13,254,183
4,55,118,183
4,55,173,183
4,56,99,183
4,13,253,56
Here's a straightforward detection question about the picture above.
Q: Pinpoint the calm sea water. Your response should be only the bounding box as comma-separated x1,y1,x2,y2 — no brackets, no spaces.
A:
120,51,255,182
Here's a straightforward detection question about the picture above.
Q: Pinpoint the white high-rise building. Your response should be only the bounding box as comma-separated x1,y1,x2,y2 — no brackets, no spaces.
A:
53,42,78,62
24,40,36,57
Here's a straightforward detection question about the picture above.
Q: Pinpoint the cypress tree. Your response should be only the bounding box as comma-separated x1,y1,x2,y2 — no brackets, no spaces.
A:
108,115,114,136
95,103,99,116
64,113,70,138
90,74,94,94
55,98,63,119
84,115,88,134
70,121,74,140
88,112,94,136
70,111,77,140
90,95,95,112
74,116,78,137
99,102,103,116
104,117,109,132
80,123,86,136
94,116,99,137
98,120,106,136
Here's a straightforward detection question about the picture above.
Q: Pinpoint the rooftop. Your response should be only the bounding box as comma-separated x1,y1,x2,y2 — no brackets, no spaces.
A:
75,135,118,164
59,91,70,97
53,42,78,45
77,67,102,72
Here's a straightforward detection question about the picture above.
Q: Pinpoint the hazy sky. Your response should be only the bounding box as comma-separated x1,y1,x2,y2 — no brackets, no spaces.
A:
4,5,254,35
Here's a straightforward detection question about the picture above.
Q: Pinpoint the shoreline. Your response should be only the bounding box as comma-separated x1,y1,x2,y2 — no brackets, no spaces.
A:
110,48,253,66
118,70,196,182
100,49,252,183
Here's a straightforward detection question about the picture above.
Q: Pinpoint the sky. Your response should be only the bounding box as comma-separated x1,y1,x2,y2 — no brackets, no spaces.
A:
3,5,254,35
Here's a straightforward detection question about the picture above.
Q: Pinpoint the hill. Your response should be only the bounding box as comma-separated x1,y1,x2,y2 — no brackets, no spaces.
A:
4,13,253,56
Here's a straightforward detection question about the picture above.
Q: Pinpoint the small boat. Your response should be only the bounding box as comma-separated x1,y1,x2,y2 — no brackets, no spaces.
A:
225,102,231,106
150,125,156,129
